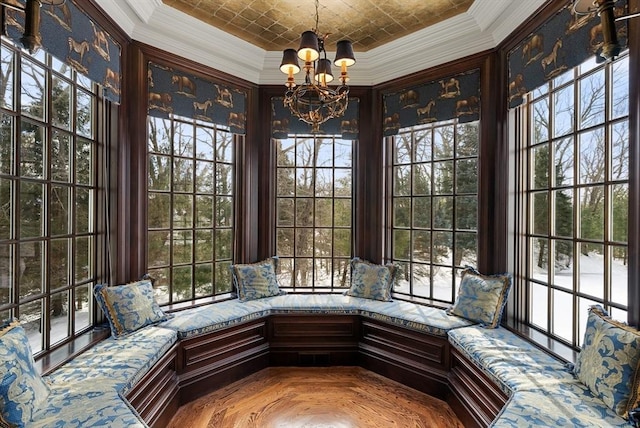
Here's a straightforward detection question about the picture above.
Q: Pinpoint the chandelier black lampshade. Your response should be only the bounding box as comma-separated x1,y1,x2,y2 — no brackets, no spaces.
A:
298,30,320,62
334,40,356,68
314,58,334,84
280,48,301,74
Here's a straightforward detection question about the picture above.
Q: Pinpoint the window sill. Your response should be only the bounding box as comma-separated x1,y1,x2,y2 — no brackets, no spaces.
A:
34,326,111,376
503,320,578,364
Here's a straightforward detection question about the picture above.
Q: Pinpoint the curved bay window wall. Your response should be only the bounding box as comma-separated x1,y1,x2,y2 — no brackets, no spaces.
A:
515,52,629,350
389,120,479,304
274,135,354,292
0,38,105,354
147,116,235,304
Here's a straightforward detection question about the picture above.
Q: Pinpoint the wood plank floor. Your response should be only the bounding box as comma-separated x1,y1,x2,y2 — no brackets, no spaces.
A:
167,367,464,428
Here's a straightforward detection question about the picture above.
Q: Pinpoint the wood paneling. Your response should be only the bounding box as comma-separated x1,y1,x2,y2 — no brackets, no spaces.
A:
447,347,509,428
359,318,450,398
268,314,360,366
176,319,269,402
125,344,179,428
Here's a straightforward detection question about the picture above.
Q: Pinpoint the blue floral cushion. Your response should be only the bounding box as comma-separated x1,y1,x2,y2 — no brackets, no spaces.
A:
230,257,286,301
94,279,168,338
573,305,640,419
0,321,50,427
344,257,397,302
446,267,511,328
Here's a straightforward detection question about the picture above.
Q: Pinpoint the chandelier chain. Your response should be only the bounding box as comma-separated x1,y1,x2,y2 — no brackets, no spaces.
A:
314,0,320,35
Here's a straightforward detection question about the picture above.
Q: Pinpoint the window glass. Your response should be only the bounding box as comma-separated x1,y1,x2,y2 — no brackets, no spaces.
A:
517,53,629,348
274,136,354,291
390,120,479,303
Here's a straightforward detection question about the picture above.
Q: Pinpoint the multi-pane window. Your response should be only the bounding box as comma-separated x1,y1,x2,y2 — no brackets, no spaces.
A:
389,120,479,304
516,53,629,349
274,135,353,292
0,39,102,353
147,116,234,304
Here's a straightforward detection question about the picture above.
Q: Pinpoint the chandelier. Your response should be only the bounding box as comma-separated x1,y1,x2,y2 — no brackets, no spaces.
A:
279,0,356,133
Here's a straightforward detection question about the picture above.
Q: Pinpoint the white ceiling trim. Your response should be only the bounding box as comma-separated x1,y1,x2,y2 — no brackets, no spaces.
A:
95,0,547,86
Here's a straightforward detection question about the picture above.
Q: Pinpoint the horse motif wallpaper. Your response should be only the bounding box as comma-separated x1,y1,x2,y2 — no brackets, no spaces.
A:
271,97,359,140
5,0,121,103
382,69,480,136
508,0,627,108
147,62,247,135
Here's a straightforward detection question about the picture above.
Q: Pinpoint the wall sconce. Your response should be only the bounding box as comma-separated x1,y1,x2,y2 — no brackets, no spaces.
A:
1,0,66,54
573,0,639,61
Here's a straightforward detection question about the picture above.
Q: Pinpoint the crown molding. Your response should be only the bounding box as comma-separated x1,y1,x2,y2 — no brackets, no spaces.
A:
95,0,548,85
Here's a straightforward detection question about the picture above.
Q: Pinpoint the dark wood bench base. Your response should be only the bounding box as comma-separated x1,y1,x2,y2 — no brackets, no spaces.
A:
129,315,505,428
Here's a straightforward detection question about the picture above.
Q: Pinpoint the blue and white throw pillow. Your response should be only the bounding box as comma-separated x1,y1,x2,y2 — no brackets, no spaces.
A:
446,267,511,328
230,257,286,302
573,305,640,419
94,279,168,338
344,257,397,302
0,320,50,427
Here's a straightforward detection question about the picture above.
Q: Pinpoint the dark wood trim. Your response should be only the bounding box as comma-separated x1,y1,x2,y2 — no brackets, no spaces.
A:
125,343,180,428
447,347,509,428
628,0,640,327
35,328,110,375
477,51,508,274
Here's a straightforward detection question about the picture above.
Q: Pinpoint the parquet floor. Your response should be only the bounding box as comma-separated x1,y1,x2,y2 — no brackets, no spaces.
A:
167,366,464,428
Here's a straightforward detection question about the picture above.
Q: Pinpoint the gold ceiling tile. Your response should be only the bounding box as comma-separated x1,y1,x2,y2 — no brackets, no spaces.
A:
164,0,473,51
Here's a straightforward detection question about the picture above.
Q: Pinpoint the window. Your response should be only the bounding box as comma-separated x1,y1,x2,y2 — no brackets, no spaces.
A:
147,116,235,304
0,39,103,353
389,120,479,304
515,53,629,350
274,135,353,292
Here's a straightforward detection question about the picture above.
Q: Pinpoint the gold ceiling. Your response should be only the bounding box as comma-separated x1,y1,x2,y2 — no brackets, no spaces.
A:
163,0,473,52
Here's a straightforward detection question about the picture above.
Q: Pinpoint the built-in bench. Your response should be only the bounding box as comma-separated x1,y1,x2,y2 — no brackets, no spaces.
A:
448,326,635,427
19,295,636,428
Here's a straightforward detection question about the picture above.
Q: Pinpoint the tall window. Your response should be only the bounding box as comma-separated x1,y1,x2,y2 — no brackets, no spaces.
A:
0,39,103,353
147,116,234,304
274,135,353,292
515,53,629,350
389,120,479,304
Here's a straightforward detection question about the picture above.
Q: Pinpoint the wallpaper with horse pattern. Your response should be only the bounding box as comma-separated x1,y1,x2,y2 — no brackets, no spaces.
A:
5,0,121,103
508,0,627,108
147,62,247,135
382,69,480,136
271,96,359,139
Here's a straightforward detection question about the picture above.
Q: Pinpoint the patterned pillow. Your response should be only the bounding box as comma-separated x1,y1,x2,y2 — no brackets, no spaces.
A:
0,321,50,427
344,257,397,302
446,267,511,328
94,279,168,338
230,257,285,302
573,305,640,419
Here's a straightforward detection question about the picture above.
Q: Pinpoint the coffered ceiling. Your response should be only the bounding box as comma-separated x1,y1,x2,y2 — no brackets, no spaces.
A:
95,0,547,85
162,0,474,52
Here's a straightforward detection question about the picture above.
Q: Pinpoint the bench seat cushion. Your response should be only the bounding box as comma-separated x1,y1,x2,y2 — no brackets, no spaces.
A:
448,326,633,427
158,299,272,339
491,388,633,427
360,299,474,337
30,387,145,428
48,326,177,396
265,293,363,314
448,326,573,395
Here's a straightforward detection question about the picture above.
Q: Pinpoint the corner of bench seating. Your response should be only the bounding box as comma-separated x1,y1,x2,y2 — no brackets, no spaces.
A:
30,326,177,427
447,325,635,427
158,293,475,339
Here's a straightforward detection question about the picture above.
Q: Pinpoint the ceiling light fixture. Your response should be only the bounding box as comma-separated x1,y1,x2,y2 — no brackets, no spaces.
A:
1,0,66,54
279,0,356,133
572,0,639,61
